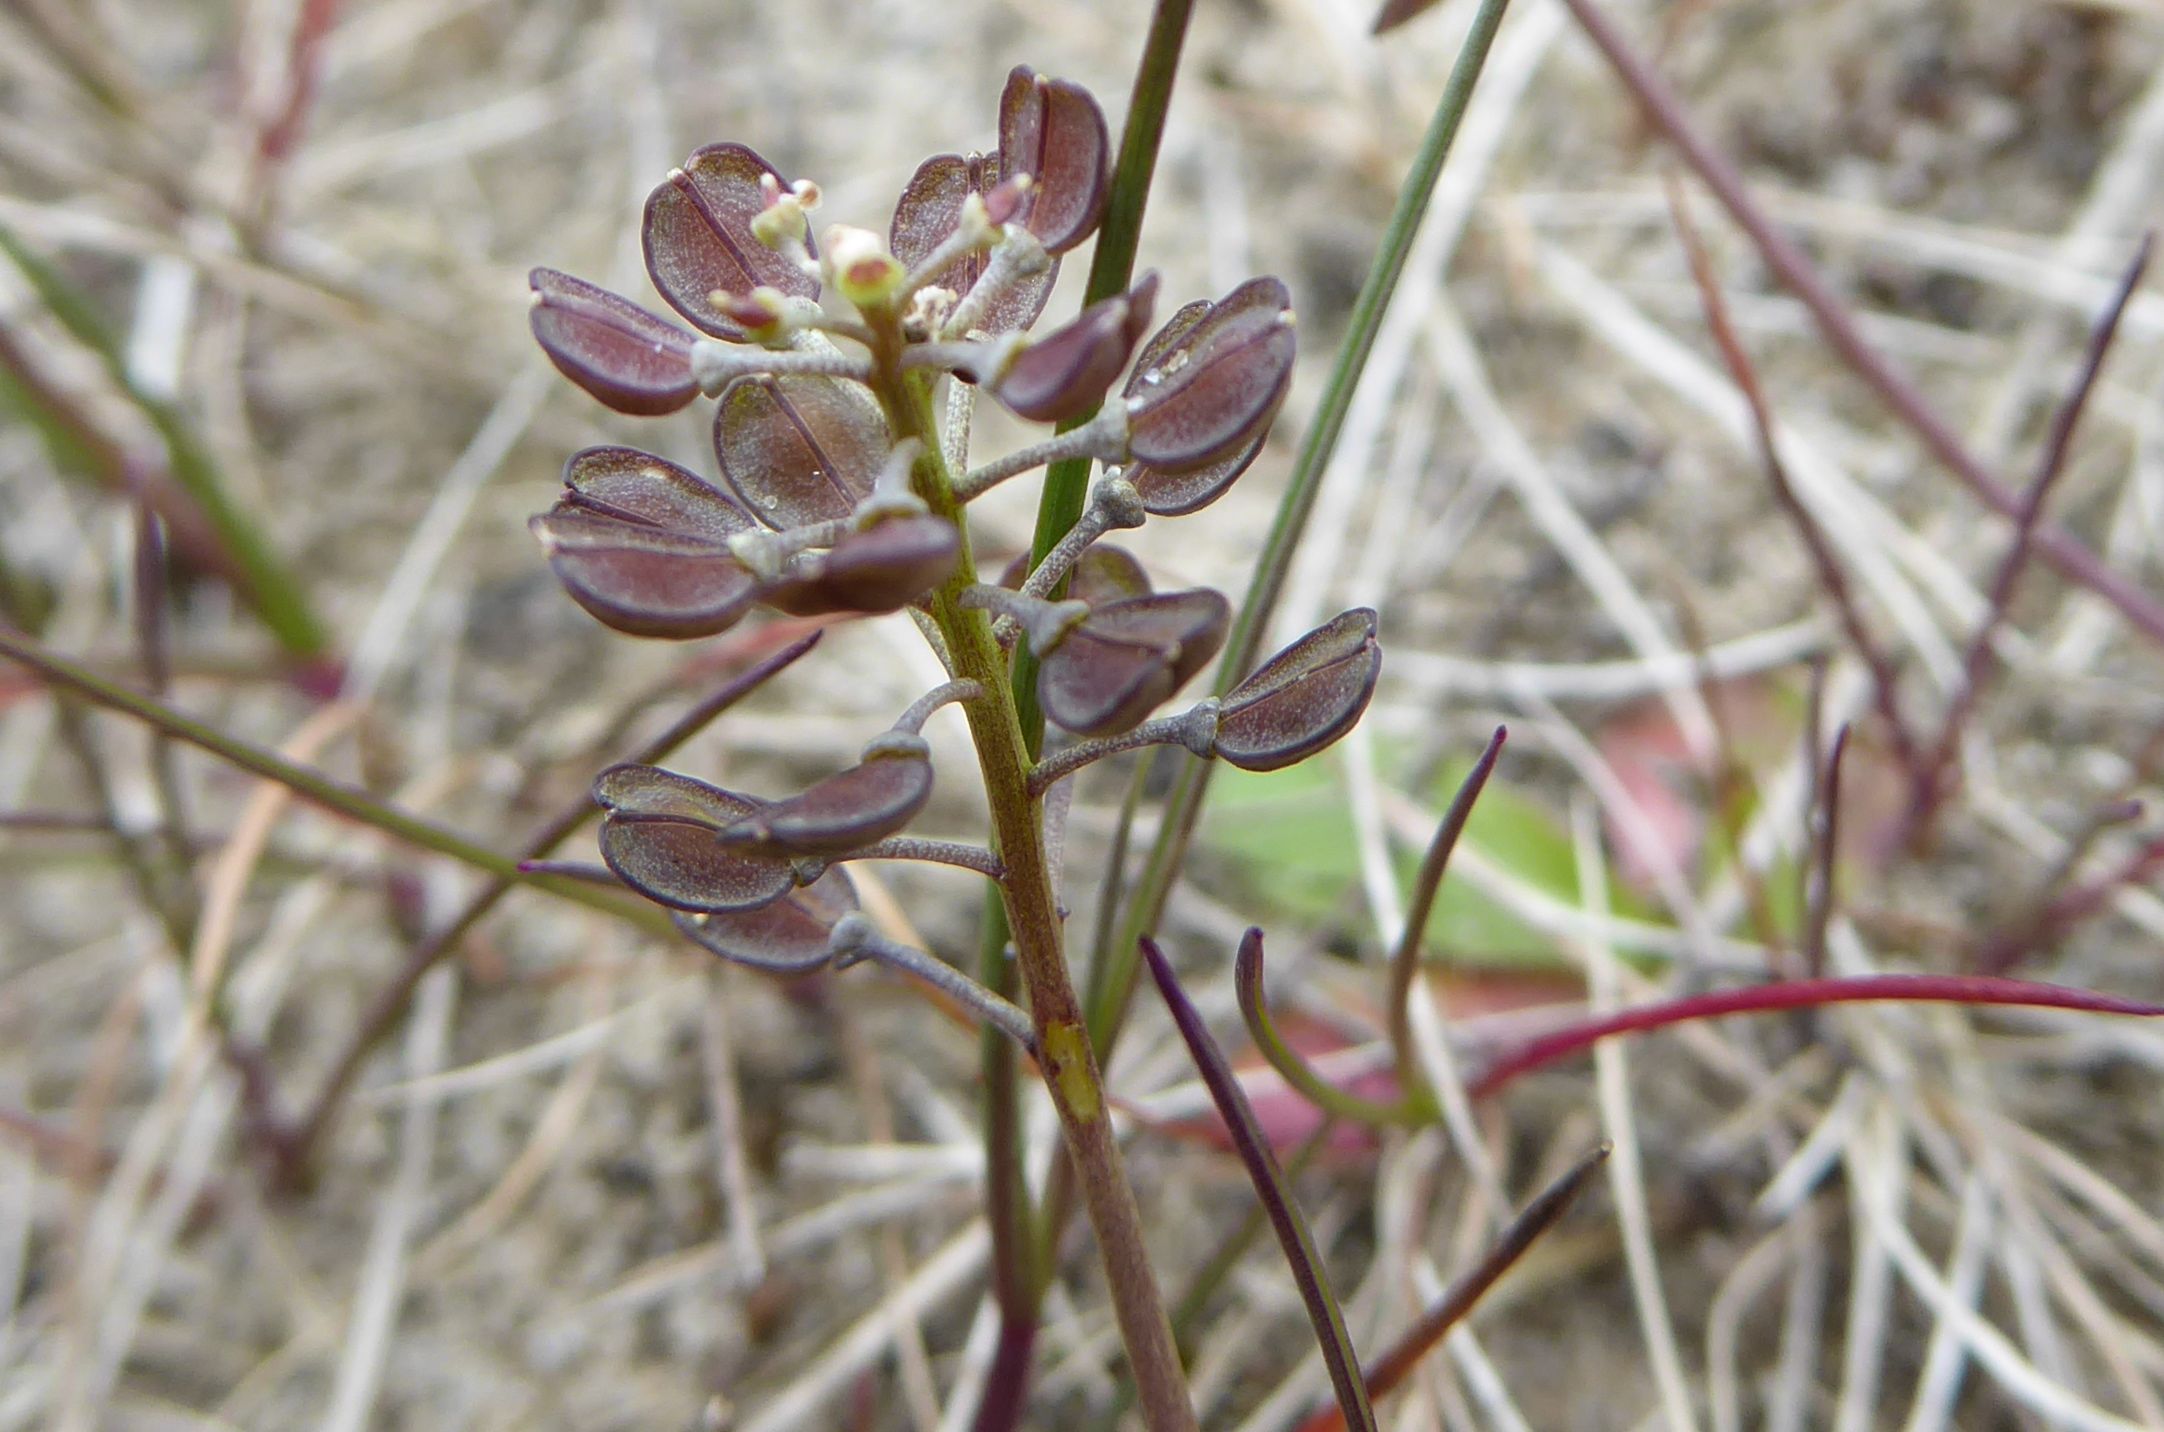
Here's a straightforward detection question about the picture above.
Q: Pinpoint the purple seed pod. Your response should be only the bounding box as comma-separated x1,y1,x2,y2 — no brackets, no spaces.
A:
996,66,1110,256
713,375,891,530
531,448,762,639
1038,588,1231,737
717,751,934,856
890,151,1055,333
528,268,700,416
988,272,1158,423
998,543,1154,606
1214,608,1382,771
644,143,820,339
673,868,860,973
761,516,962,617
592,764,797,913
1126,276,1296,478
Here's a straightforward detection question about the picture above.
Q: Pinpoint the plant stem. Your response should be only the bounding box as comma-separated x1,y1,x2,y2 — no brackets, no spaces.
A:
870,348,1194,1431
1557,0,2164,648
970,889,1037,1432
1469,974,2163,1098
959,15,1203,1417
268,633,820,1185
0,223,330,658
1092,0,1518,1057
0,625,672,936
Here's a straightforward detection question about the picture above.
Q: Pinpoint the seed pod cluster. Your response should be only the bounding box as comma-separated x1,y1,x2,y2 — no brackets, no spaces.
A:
527,64,1382,979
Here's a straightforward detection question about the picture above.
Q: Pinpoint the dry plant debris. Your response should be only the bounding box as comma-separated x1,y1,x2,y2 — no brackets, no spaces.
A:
3,0,2164,1428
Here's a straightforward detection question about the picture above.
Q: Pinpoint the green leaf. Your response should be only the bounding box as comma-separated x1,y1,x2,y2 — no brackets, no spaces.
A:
1199,746,1668,973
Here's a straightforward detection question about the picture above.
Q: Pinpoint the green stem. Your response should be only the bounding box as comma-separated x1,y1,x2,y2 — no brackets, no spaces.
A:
270,633,823,1186
972,15,1202,1418
1089,0,1517,1057
1012,0,1197,753
0,625,670,936
868,342,1193,1430
974,896,1032,1313
0,223,330,658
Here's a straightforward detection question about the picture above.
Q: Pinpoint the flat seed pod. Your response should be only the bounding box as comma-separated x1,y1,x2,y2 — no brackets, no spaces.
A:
559,446,757,542
530,510,759,639
644,143,820,339
997,543,1153,605
1214,608,1381,771
762,516,961,617
996,67,1109,255
593,764,795,912
713,375,889,530
529,268,699,416
1126,277,1295,474
717,754,933,856
1130,299,1210,379
1126,429,1268,517
1038,588,1230,737
535,448,762,638
890,151,1054,333
673,868,859,973
990,273,1157,423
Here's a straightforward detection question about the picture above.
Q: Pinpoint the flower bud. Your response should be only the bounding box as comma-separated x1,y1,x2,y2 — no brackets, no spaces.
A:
528,269,699,416
824,224,908,310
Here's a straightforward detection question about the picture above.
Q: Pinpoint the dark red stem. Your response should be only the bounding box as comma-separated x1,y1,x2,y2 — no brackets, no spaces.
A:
1558,0,2164,648
1471,974,2164,1098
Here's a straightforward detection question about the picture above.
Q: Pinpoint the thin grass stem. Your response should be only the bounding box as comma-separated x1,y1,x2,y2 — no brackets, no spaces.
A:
1143,938,1377,1432
1292,1143,1611,1432
1093,0,1518,1057
1386,727,1504,1102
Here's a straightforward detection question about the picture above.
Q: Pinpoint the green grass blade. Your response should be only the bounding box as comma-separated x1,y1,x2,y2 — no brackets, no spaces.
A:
0,223,332,658
1090,0,1518,1053
1010,0,1197,756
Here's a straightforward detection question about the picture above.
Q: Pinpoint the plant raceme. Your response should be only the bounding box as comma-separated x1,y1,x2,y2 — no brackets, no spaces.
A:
527,64,1373,995
525,63,1380,1429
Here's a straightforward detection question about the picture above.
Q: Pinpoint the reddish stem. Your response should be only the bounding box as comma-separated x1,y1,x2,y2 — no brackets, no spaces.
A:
1558,0,2164,649
1907,235,2154,839
1666,183,1919,781
1471,974,2163,1099
1293,1143,1609,1432
1975,834,2164,976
